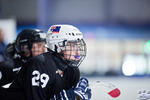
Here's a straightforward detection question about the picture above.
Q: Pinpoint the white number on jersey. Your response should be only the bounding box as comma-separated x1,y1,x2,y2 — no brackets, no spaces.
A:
32,70,49,88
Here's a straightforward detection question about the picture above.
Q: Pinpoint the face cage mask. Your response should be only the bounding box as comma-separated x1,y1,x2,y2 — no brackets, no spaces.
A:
59,39,87,68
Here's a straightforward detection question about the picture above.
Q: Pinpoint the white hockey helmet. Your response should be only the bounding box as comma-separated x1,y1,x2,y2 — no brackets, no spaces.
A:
46,24,86,67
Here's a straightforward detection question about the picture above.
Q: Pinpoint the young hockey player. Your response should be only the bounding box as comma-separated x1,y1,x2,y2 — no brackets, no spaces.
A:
47,24,91,100
0,29,47,87
0,29,47,100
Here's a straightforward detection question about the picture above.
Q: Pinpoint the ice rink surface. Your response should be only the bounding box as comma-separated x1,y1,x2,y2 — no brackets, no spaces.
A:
87,76,150,100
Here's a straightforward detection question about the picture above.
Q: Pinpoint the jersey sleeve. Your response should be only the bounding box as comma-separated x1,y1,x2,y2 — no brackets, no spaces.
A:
63,67,80,89
0,59,16,86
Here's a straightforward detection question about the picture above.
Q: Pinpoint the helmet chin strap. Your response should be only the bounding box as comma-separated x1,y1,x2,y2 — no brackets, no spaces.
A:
67,60,79,68
54,45,58,53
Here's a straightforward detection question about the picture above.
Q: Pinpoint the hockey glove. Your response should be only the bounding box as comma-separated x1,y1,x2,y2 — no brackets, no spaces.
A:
74,77,91,100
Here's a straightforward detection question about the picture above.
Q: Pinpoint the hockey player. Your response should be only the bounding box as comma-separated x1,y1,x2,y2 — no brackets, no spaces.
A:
46,24,91,100
0,29,47,87
0,29,48,100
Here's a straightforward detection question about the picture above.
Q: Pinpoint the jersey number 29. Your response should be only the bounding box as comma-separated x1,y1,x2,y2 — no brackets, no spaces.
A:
32,70,49,88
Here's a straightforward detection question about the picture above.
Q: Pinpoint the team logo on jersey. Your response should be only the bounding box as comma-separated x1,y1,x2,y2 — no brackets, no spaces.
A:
51,26,61,33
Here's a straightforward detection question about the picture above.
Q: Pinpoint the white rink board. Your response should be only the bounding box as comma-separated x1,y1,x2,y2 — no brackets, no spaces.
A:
87,76,150,100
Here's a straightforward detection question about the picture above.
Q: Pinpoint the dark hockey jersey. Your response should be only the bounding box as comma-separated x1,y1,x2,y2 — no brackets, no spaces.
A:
9,51,80,100
0,59,17,86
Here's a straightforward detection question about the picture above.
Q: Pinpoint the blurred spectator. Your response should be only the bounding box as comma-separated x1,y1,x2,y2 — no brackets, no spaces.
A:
0,28,6,62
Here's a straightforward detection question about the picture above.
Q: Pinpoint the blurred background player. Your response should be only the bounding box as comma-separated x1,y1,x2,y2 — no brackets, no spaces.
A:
0,28,6,62
0,28,7,85
0,29,47,87
0,29,47,100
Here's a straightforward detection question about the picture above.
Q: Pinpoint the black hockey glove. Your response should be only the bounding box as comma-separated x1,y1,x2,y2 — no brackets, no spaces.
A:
4,42,16,60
